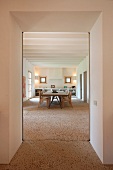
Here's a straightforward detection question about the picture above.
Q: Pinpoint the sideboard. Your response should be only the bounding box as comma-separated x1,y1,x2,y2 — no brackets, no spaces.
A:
35,87,76,96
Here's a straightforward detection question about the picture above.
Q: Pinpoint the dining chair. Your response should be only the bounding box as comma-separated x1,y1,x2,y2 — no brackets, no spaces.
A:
62,91,73,107
38,91,51,108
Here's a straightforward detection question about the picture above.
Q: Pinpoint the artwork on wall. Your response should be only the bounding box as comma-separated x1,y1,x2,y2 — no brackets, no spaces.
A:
23,76,26,98
51,85,55,88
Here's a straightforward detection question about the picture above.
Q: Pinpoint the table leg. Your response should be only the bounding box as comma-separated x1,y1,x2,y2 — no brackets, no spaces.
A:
49,96,62,108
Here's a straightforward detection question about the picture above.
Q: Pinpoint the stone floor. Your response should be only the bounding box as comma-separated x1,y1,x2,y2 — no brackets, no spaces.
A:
0,98,113,169
0,140,113,170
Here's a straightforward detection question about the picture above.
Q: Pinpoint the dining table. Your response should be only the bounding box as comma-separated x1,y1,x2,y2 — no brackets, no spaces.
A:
42,91,69,108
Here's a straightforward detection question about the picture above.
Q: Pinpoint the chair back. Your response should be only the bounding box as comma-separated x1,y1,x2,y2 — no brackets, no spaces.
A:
65,89,69,94
68,91,72,99
39,91,43,100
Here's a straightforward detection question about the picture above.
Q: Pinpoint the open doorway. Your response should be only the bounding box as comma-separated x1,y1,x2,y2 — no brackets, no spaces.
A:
0,7,107,165
84,71,87,102
0,10,106,165
22,32,90,142
80,74,82,99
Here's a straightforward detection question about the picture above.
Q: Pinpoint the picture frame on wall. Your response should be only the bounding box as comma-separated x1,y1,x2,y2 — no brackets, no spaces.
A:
51,85,55,88
40,76,47,83
64,76,71,83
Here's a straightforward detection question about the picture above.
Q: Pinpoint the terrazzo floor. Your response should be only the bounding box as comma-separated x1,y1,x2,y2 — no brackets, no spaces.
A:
0,97,113,170
23,99,89,141
1,141,113,170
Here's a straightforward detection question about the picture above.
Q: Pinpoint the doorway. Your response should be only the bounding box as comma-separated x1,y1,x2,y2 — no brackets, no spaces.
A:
22,32,90,142
84,71,87,102
80,74,82,99
0,9,106,165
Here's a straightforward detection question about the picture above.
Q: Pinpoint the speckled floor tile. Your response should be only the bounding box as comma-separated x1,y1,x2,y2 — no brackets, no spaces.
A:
23,97,89,141
0,140,113,170
1,98,113,169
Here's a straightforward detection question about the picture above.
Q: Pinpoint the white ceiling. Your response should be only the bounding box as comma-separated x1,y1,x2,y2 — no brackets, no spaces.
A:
15,11,100,68
12,11,100,32
23,32,89,68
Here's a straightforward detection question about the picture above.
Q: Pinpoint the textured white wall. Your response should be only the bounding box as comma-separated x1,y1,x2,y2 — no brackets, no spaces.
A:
34,67,76,88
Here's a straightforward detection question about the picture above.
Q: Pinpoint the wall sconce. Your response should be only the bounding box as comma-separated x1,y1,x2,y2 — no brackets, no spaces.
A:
72,76,77,80
35,75,39,80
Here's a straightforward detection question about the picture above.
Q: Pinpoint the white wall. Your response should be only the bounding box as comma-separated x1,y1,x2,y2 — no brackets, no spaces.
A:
9,14,23,161
0,6,10,164
23,59,35,101
103,8,113,164
76,56,89,102
35,67,76,88
90,14,103,162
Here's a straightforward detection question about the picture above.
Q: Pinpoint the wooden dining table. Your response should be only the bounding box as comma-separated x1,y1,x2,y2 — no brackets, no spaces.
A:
42,91,69,108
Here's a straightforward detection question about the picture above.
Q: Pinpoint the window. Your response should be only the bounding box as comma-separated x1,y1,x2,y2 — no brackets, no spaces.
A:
65,77,71,83
28,71,32,98
40,76,47,83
